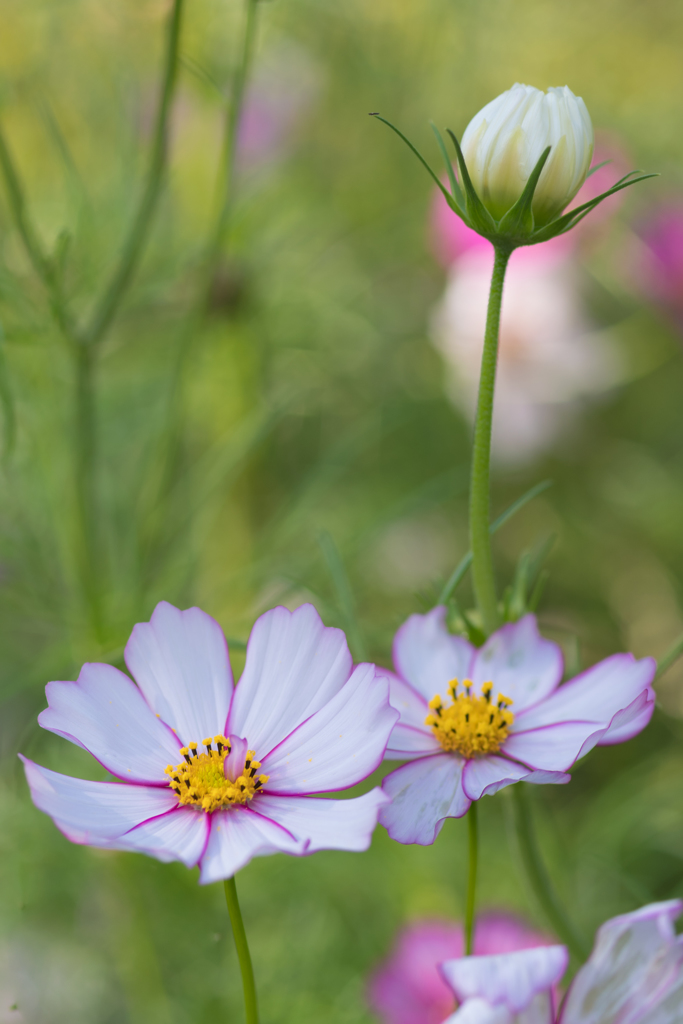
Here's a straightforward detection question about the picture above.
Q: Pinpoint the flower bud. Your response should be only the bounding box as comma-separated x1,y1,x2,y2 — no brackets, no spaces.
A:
460,83,594,227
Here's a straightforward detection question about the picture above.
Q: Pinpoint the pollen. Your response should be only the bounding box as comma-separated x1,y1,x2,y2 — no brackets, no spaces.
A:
425,679,514,759
164,736,269,813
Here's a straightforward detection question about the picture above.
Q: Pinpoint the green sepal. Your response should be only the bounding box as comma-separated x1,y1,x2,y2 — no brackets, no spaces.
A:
496,146,550,241
530,171,659,243
429,122,465,215
369,113,460,212
585,159,611,179
446,129,497,236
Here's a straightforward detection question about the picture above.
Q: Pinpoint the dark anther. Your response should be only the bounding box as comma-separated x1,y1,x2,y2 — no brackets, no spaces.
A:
185,779,191,788
183,753,191,764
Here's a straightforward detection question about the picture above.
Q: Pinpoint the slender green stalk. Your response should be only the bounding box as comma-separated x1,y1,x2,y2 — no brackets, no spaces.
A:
83,0,185,348
511,784,589,961
656,631,683,680
464,802,478,955
224,876,259,1024
469,246,511,636
74,342,104,640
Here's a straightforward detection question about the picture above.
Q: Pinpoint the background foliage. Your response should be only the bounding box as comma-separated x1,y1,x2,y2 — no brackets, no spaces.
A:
1,0,683,1020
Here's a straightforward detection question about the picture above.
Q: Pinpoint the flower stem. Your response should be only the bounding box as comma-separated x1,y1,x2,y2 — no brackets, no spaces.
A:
224,876,259,1024
469,245,511,637
511,784,589,961
464,801,478,955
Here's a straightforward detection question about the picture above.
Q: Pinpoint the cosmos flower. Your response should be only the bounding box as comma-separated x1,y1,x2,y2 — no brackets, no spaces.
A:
631,203,683,331
21,602,397,883
368,913,553,1024
379,610,655,845
460,84,593,226
438,900,683,1024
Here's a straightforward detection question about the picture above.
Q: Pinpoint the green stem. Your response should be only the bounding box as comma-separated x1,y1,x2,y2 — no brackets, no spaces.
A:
83,0,185,348
511,784,589,961
469,245,511,636
224,876,259,1024
464,801,478,955
74,342,104,641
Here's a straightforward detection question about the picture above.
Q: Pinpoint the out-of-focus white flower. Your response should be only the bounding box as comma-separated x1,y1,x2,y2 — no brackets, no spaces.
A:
432,242,621,464
461,84,594,226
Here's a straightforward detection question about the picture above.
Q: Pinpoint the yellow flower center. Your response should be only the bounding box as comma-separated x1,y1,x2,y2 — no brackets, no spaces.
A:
165,736,269,813
425,680,514,759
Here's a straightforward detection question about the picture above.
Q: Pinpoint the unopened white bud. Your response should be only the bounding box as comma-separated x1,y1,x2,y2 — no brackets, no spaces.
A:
461,83,594,227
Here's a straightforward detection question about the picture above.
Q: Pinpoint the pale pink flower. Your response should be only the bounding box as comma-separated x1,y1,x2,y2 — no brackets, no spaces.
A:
22,602,397,883
631,204,683,330
379,611,655,845
368,914,553,1024
439,900,683,1024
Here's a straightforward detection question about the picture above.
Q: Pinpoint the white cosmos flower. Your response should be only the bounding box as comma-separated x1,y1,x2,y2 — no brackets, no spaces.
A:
460,84,594,226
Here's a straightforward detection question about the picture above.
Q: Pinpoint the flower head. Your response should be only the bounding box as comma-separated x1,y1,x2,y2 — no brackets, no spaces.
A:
22,602,398,882
438,900,683,1024
368,914,553,1024
461,84,594,227
379,610,655,845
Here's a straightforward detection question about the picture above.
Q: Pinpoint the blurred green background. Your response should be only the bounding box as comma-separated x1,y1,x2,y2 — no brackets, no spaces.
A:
2,0,683,1020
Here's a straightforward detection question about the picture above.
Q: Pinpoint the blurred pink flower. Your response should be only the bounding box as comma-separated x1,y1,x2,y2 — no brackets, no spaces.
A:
631,204,683,328
368,913,553,1024
428,141,630,464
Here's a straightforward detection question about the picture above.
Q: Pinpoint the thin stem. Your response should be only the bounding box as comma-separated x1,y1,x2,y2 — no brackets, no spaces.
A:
656,631,683,680
224,876,259,1024
83,0,185,348
74,343,104,641
511,784,589,961
464,802,478,955
469,245,511,636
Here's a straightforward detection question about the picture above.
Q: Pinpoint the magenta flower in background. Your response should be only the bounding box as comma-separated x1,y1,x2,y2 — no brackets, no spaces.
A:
379,610,655,845
632,204,683,329
438,900,683,1024
368,913,553,1024
21,602,397,883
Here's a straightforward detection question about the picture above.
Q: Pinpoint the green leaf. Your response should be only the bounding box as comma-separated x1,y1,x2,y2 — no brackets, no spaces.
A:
430,122,465,213
438,479,553,604
370,113,455,206
497,146,550,239
446,129,497,235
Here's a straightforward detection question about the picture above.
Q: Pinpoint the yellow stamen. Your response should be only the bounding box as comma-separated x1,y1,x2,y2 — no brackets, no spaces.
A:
426,678,514,759
166,741,267,813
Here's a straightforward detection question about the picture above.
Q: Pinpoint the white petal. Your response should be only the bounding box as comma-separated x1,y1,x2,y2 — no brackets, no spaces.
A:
392,607,474,703
125,602,233,746
561,900,683,1024
515,653,655,732
441,946,568,1012
262,664,397,793
118,807,209,867
444,999,512,1024
20,755,178,846
462,756,570,801
254,789,388,852
379,754,470,845
471,616,563,712
385,722,443,761
198,806,305,883
39,663,182,784
502,722,606,772
228,604,353,756
381,668,441,760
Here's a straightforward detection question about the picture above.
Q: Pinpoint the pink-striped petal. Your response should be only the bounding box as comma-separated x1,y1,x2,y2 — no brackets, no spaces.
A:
393,607,475,703
502,721,606,772
38,663,181,784
125,602,233,746
118,807,209,867
254,789,388,852
561,900,683,1024
440,946,568,1012
262,664,397,794
471,616,563,712
20,755,178,846
462,756,570,802
228,604,353,757
198,806,305,884
515,653,655,732
379,754,470,845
